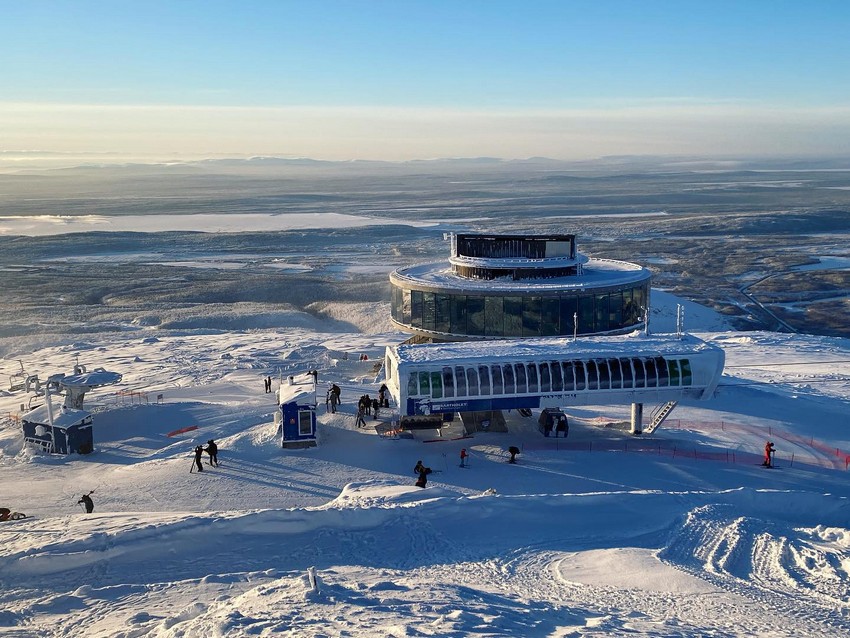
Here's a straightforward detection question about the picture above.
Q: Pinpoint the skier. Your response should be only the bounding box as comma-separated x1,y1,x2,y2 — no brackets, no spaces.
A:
194,445,204,472
763,441,776,467
205,439,219,467
413,460,432,475
415,469,428,488
508,446,520,464
460,448,468,467
78,493,94,513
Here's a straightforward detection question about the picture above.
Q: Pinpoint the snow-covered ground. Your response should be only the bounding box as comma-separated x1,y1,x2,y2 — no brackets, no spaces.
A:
2,273,850,635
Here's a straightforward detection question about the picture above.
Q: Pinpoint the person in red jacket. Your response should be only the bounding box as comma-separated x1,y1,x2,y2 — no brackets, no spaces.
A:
460,448,468,467
763,441,775,467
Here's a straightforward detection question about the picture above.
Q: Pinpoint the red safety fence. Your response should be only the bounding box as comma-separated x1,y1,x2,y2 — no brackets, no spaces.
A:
166,425,198,438
522,420,850,471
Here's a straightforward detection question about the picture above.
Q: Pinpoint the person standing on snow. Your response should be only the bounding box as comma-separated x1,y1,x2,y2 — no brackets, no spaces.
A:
205,439,219,467
194,445,204,472
763,441,776,467
78,493,94,513
460,448,468,467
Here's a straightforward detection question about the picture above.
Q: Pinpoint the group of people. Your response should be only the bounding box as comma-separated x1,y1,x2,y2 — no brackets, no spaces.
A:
263,376,274,393
193,439,219,472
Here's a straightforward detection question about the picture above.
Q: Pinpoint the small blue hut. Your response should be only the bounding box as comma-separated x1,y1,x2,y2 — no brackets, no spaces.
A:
21,403,94,454
276,372,317,449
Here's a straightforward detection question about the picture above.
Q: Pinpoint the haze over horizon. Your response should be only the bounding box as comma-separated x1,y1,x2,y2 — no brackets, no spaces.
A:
3,0,849,162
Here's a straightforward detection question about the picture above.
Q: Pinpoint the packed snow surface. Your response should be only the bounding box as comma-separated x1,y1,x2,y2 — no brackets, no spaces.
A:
2,299,850,636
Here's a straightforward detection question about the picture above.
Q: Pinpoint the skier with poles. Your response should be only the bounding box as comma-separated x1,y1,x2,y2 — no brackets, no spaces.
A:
78,491,94,513
192,445,204,473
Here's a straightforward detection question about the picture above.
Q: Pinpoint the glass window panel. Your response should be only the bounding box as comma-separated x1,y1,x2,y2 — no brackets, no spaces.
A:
620,358,634,388
419,371,430,395
522,297,542,337
411,290,423,328
514,364,527,393
622,288,637,325
402,289,411,325
467,297,485,336
539,362,551,392
298,410,313,436
485,296,504,337
541,297,560,336
435,294,451,333
442,367,455,397
597,359,611,389
408,373,419,396
466,367,479,396
578,295,594,335
559,296,578,336
423,292,436,331
550,361,563,391
450,295,467,335
478,365,490,395
667,359,680,386
585,360,599,390
503,297,523,337
431,371,443,398
502,364,515,394
681,359,693,385
491,365,503,394
608,359,622,389
655,356,670,386
455,366,467,396
527,363,539,393
608,291,623,328
644,358,658,388
595,294,609,332
571,361,584,391
633,359,646,388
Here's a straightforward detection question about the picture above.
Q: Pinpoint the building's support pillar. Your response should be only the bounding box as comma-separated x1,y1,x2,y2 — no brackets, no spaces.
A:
630,402,643,435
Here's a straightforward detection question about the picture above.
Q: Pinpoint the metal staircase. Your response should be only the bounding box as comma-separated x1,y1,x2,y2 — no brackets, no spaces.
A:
645,401,678,434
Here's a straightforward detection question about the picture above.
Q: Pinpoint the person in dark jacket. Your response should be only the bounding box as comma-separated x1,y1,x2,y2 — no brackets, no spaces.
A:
205,439,219,467
194,445,204,472
508,446,520,464
78,493,94,513
415,469,428,488
413,460,432,475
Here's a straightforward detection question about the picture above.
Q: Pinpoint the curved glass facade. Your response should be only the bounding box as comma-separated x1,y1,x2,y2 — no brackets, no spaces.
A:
390,283,649,338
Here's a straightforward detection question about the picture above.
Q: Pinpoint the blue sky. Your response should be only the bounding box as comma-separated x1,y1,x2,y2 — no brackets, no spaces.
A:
2,1,849,160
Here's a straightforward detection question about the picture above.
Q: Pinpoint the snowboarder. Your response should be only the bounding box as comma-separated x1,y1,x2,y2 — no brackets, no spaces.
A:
460,448,468,467
194,445,204,472
414,460,432,475
205,439,219,467
415,469,428,488
78,493,94,513
508,446,520,464
763,441,776,467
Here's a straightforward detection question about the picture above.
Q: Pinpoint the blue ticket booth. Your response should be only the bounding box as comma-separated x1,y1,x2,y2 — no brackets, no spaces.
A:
276,373,317,449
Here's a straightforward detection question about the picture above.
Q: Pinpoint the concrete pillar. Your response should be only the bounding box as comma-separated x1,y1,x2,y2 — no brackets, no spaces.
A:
630,402,643,435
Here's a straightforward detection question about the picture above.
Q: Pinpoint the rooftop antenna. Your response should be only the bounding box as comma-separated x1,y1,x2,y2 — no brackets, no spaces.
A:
573,312,578,342
676,304,685,338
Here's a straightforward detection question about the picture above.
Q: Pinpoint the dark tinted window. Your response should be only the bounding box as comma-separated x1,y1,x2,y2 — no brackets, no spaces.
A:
514,364,527,393
455,366,467,396
551,361,563,391
503,364,515,394
478,365,491,395
442,367,454,397
466,367,479,396
491,365,503,394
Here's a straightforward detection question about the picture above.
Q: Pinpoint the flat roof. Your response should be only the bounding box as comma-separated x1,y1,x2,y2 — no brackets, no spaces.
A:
391,257,649,293
277,372,318,405
390,332,717,366
23,403,91,427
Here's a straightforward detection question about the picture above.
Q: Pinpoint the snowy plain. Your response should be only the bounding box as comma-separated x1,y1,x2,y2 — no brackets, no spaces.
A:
1,212,850,637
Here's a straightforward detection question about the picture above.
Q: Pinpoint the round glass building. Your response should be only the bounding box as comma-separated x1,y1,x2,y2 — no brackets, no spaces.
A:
390,233,650,341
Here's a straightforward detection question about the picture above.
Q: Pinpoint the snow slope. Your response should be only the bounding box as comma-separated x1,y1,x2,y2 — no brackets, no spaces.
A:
2,302,850,636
